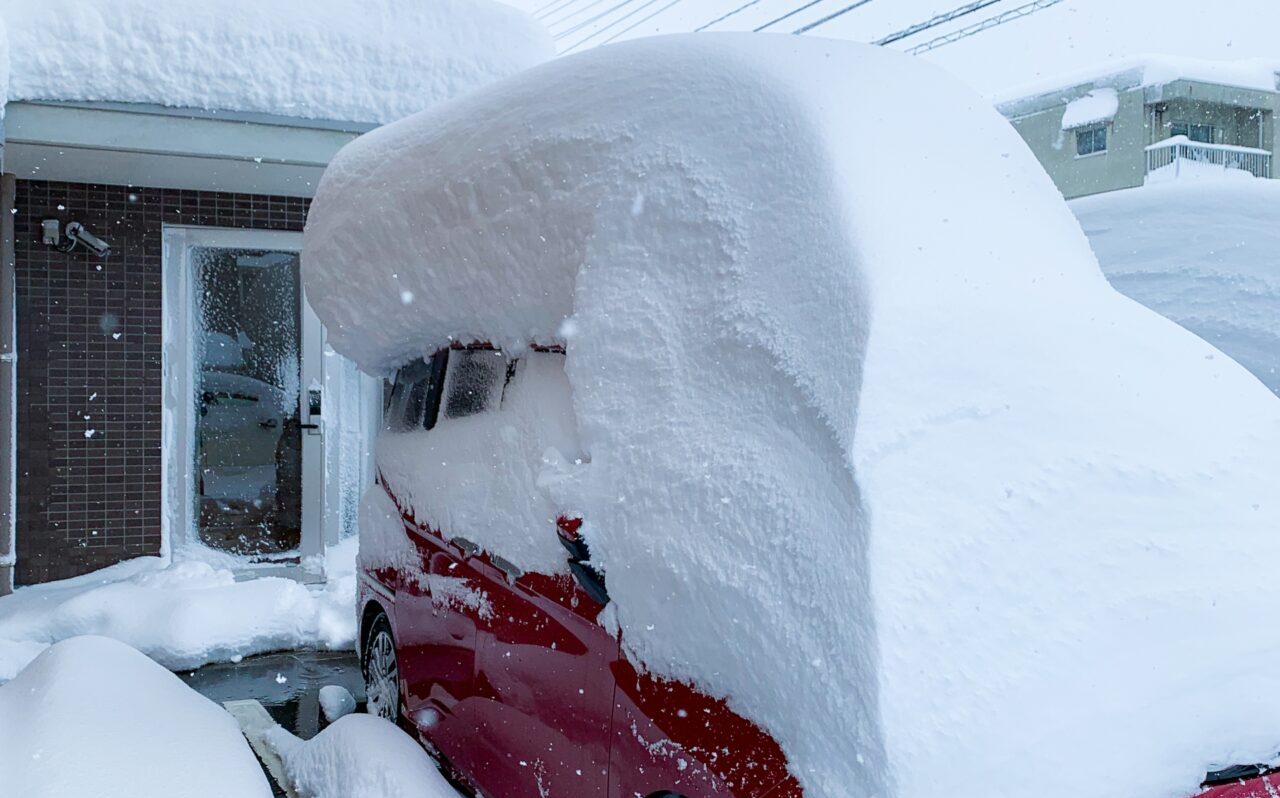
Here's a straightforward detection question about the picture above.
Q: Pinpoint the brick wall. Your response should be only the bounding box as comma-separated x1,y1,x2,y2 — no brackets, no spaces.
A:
13,181,310,585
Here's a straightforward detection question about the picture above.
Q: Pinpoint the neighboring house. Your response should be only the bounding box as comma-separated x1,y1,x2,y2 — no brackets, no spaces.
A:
0,1,553,593
997,58,1280,198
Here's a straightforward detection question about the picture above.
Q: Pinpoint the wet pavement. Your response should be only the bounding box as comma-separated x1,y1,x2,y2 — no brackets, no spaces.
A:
180,649,365,796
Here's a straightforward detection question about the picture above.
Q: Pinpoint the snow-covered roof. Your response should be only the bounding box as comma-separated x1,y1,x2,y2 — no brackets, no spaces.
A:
304,33,1280,798
997,54,1280,114
0,0,553,124
1059,87,1118,129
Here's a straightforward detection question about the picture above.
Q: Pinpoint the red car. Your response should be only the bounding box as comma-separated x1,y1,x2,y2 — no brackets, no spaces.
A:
358,344,802,798
357,345,1280,798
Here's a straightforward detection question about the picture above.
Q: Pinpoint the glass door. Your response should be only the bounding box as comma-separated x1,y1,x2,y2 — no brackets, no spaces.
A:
192,247,306,556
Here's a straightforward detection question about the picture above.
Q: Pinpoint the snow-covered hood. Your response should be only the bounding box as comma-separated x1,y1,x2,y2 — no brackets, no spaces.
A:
304,34,1280,798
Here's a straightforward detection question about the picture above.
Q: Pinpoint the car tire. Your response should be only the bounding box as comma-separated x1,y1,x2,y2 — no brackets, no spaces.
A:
362,612,401,723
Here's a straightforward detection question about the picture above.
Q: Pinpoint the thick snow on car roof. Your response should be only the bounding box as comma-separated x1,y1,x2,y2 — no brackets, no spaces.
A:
304,34,1280,798
0,0,552,123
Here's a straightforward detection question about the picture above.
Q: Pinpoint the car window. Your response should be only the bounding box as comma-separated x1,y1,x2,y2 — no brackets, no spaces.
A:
386,350,448,432
441,348,510,420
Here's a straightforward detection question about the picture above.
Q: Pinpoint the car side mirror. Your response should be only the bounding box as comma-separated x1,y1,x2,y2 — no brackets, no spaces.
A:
569,560,609,606
557,516,608,605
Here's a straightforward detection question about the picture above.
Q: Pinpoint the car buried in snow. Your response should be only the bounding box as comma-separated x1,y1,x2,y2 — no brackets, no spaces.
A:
305,32,1280,798
357,342,802,798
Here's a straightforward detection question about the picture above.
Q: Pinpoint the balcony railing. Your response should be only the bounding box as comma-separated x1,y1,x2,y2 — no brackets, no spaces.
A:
1145,136,1272,179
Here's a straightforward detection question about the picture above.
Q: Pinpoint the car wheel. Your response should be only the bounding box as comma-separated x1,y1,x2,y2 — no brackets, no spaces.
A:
362,613,401,723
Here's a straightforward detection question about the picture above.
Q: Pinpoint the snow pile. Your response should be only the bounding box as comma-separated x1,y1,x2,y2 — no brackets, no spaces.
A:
0,636,270,797
1060,87,1118,129
0,0,552,124
304,34,1280,798
1072,178,1280,397
0,541,357,682
319,684,357,723
266,714,457,798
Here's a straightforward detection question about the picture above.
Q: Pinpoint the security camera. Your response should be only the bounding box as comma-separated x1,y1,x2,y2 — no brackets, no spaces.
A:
62,222,112,258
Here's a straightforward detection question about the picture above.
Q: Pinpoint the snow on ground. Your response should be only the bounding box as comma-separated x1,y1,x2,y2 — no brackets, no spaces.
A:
1072,176,1280,397
265,714,459,798
0,0,552,123
0,636,271,798
305,33,1280,798
0,537,358,683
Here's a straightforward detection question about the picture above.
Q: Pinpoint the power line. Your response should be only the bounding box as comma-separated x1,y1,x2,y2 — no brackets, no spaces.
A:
535,0,579,19
545,0,610,27
873,0,1000,45
562,0,668,50
753,0,828,32
599,0,688,44
792,0,875,34
695,0,765,32
555,0,646,39
904,0,1064,54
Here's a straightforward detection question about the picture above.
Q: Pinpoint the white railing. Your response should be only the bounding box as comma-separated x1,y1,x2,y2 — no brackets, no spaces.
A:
1145,136,1272,179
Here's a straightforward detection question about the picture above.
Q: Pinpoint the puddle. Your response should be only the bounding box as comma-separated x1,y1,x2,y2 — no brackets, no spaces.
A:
180,649,365,740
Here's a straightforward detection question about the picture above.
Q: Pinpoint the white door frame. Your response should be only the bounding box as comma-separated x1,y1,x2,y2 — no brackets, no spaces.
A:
160,225,325,561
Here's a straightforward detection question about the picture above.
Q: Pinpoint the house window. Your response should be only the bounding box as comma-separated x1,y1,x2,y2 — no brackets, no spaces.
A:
1076,125,1107,156
1169,121,1215,143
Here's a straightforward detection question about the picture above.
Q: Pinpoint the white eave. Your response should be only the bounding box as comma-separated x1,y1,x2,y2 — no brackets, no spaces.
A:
3,101,378,198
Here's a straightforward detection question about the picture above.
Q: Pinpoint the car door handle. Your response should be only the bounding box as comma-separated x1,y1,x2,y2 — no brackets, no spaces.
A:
492,555,523,582
451,536,480,558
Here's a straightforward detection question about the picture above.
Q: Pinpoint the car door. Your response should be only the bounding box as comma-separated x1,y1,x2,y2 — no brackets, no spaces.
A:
468,553,615,798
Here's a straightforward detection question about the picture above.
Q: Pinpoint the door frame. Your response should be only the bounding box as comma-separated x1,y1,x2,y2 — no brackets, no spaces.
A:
160,225,324,561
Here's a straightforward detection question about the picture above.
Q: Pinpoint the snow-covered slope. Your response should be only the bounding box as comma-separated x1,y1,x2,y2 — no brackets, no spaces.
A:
304,34,1280,798
0,0,552,123
1072,178,1280,397
0,636,271,798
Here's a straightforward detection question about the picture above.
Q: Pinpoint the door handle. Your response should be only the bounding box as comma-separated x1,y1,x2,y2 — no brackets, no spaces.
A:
492,555,523,582
451,537,480,558
299,423,320,430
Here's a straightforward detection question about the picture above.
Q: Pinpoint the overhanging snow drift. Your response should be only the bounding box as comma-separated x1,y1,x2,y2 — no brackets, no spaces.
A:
304,35,1280,798
0,0,552,124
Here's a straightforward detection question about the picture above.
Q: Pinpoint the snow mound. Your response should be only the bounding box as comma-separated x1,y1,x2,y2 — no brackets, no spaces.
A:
0,0,552,123
304,34,1280,798
1072,178,1280,396
0,545,358,682
266,714,456,798
0,636,270,798
319,684,357,723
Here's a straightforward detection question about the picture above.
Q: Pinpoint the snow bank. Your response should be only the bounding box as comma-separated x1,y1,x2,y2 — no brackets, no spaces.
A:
0,542,357,682
0,636,270,797
304,34,1280,798
0,0,552,123
1072,178,1280,397
1060,87,1117,129
266,714,457,798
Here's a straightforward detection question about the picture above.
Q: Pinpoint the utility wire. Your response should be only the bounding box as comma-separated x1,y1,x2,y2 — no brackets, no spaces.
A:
695,0,765,32
904,0,1063,54
753,0,828,32
562,0,668,49
545,0,610,27
792,0,875,34
555,0,646,39
599,0,688,44
535,0,579,19
873,0,1000,45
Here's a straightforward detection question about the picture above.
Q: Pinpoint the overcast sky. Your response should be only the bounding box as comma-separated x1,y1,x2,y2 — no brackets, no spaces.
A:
506,0,1280,97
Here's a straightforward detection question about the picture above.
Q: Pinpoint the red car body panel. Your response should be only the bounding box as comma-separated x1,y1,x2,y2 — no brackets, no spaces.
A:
1200,774,1280,797
359,480,798,798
